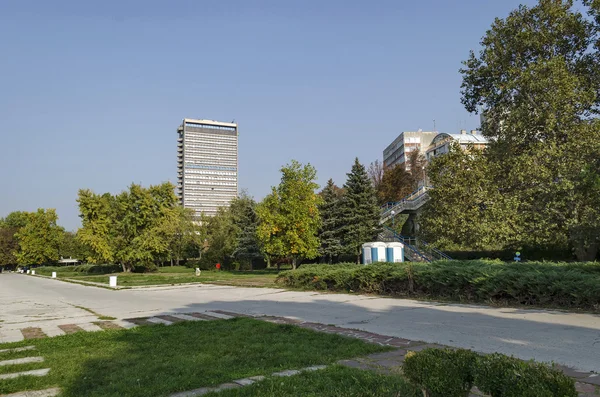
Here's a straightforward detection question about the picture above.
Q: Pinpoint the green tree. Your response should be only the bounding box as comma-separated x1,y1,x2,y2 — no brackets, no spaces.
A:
0,211,30,267
421,143,520,250
231,193,263,269
77,182,178,271
339,158,381,263
318,179,344,263
202,206,239,269
256,160,321,269
59,231,93,260
460,0,600,260
15,209,65,265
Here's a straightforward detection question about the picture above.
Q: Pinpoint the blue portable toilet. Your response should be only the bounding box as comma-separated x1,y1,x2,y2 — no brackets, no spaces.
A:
371,242,387,263
361,243,373,264
385,242,404,262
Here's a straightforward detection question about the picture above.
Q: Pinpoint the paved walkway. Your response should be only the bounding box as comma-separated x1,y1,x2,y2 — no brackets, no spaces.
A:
2,273,600,374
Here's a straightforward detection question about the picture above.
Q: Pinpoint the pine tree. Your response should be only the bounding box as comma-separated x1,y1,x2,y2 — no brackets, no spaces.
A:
340,158,381,263
318,179,344,263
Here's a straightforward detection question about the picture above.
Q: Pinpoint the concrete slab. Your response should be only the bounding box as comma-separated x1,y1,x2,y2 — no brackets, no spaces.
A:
0,368,50,380
0,356,44,367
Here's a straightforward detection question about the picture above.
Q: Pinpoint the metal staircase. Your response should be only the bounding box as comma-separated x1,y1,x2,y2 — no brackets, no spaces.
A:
378,226,452,263
380,186,431,224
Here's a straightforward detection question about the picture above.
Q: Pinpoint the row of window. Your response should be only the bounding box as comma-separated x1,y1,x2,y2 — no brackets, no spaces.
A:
183,180,236,187
184,152,237,160
182,164,237,171
185,122,237,132
184,133,237,142
184,174,237,181
184,142,237,151
182,169,237,176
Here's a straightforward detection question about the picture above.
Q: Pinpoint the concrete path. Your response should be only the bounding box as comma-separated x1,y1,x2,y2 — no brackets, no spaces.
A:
1,273,600,372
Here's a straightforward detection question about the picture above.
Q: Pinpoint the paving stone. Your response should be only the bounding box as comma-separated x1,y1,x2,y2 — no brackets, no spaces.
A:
0,345,35,354
204,311,233,320
155,315,187,324
169,387,213,397
93,321,123,330
186,312,220,321
233,378,257,386
247,375,266,381
0,387,61,397
0,329,25,344
338,359,376,371
77,322,103,332
0,356,44,367
365,350,406,360
146,317,172,325
372,359,403,368
303,365,327,372
113,319,138,329
211,310,252,318
21,327,46,340
58,324,85,335
0,368,50,380
123,317,155,326
40,325,65,338
215,383,241,391
171,313,204,322
272,369,301,377
575,382,598,394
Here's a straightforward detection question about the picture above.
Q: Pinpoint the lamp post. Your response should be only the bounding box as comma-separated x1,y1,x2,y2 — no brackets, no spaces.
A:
391,210,396,231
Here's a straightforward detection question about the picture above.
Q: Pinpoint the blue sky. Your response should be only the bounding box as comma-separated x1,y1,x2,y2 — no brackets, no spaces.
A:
0,0,537,230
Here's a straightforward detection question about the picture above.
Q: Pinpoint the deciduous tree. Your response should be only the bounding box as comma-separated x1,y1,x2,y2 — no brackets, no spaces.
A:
256,160,321,269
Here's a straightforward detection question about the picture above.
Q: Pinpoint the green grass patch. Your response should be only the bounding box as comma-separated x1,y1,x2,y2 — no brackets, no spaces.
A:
209,365,419,396
0,318,388,396
277,260,600,311
68,269,279,288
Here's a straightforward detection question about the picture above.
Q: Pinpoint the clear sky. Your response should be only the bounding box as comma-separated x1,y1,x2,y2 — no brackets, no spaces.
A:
0,0,537,230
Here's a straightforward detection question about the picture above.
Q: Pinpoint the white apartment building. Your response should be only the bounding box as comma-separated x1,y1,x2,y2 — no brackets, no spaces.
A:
383,131,438,170
177,118,238,217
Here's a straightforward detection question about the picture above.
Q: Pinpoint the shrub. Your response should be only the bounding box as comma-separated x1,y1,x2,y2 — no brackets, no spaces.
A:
276,260,600,310
403,348,478,397
474,354,577,397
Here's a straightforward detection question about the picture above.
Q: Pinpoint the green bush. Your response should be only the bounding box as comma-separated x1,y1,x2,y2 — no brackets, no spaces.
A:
276,260,600,310
474,354,577,397
403,348,478,397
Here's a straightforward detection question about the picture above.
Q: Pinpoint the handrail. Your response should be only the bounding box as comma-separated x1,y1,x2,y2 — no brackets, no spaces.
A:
381,226,452,262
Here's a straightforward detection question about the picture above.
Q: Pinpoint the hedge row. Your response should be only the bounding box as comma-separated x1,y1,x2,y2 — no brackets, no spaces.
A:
403,348,576,397
277,260,600,310
36,264,122,276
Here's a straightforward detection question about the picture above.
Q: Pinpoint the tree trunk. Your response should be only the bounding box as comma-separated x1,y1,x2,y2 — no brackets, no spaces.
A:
121,262,126,273
175,257,180,266
292,257,297,270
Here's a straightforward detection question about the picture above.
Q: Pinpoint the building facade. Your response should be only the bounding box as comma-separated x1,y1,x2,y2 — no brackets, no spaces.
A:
177,118,238,218
425,130,488,162
383,131,438,170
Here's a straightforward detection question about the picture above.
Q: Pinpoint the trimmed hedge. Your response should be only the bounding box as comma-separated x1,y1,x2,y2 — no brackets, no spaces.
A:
403,348,576,397
278,260,600,310
36,264,122,276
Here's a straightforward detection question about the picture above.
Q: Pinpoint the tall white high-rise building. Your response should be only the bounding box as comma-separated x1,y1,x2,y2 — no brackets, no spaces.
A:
177,118,238,217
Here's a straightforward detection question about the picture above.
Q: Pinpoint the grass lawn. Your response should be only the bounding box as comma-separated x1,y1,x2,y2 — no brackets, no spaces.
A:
209,365,419,397
36,266,280,288
0,318,388,397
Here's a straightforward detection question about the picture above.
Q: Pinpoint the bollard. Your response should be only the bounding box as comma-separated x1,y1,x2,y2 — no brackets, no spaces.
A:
52,272,57,279
31,270,35,275
26,270,30,274
109,275,117,288
195,267,201,276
